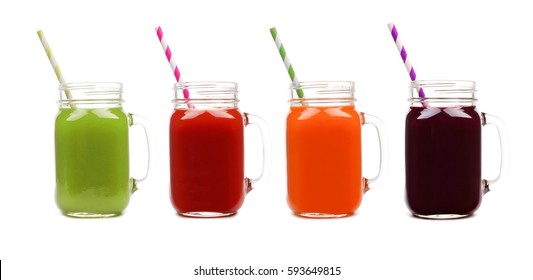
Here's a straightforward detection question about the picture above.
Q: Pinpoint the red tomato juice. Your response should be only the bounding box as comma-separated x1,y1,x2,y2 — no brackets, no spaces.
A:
170,108,245,215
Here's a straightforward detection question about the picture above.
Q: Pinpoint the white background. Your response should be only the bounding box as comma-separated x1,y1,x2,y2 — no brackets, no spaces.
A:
1,0,531,279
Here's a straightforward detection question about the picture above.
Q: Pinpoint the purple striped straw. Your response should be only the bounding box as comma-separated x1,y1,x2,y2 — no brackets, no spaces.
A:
388,23,425,97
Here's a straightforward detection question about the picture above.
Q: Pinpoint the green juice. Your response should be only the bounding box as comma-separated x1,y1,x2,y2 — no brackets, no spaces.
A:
55,107,131,217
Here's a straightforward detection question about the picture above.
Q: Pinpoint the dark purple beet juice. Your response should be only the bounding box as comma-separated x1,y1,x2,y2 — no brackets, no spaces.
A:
405,106,483,218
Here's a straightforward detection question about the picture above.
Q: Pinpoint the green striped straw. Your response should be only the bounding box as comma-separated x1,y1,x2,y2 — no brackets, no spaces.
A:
270,27,304,98
37,30,72,100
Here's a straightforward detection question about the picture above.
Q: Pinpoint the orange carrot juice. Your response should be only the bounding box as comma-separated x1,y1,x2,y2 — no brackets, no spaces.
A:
286,105,362,217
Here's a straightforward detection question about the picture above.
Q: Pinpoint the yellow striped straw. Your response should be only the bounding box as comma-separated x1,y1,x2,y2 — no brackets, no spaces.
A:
37,30,72,100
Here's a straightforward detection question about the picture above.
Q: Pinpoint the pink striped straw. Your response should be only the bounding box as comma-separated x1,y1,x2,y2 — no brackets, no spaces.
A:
387,23,425,97
155,26,190,99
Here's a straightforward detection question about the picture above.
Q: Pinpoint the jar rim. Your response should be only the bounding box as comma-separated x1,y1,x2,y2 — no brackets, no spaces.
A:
409,79,477,104
59,82,123,91
173,81,239,104
290,80,355,89
288,81,355,104
174,81,238,90
410,80,475,87
58,82,123,104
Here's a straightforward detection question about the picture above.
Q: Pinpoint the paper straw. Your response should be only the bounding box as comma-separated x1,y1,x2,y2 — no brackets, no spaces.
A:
37,30,72,100
270,27,304,98
155,26,190,99
387,23,425,97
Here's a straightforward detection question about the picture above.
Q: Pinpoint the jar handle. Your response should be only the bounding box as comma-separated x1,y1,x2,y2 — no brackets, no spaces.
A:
128,113,151,193
243,113,271,193
482,113,509,194
361,112,387,193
